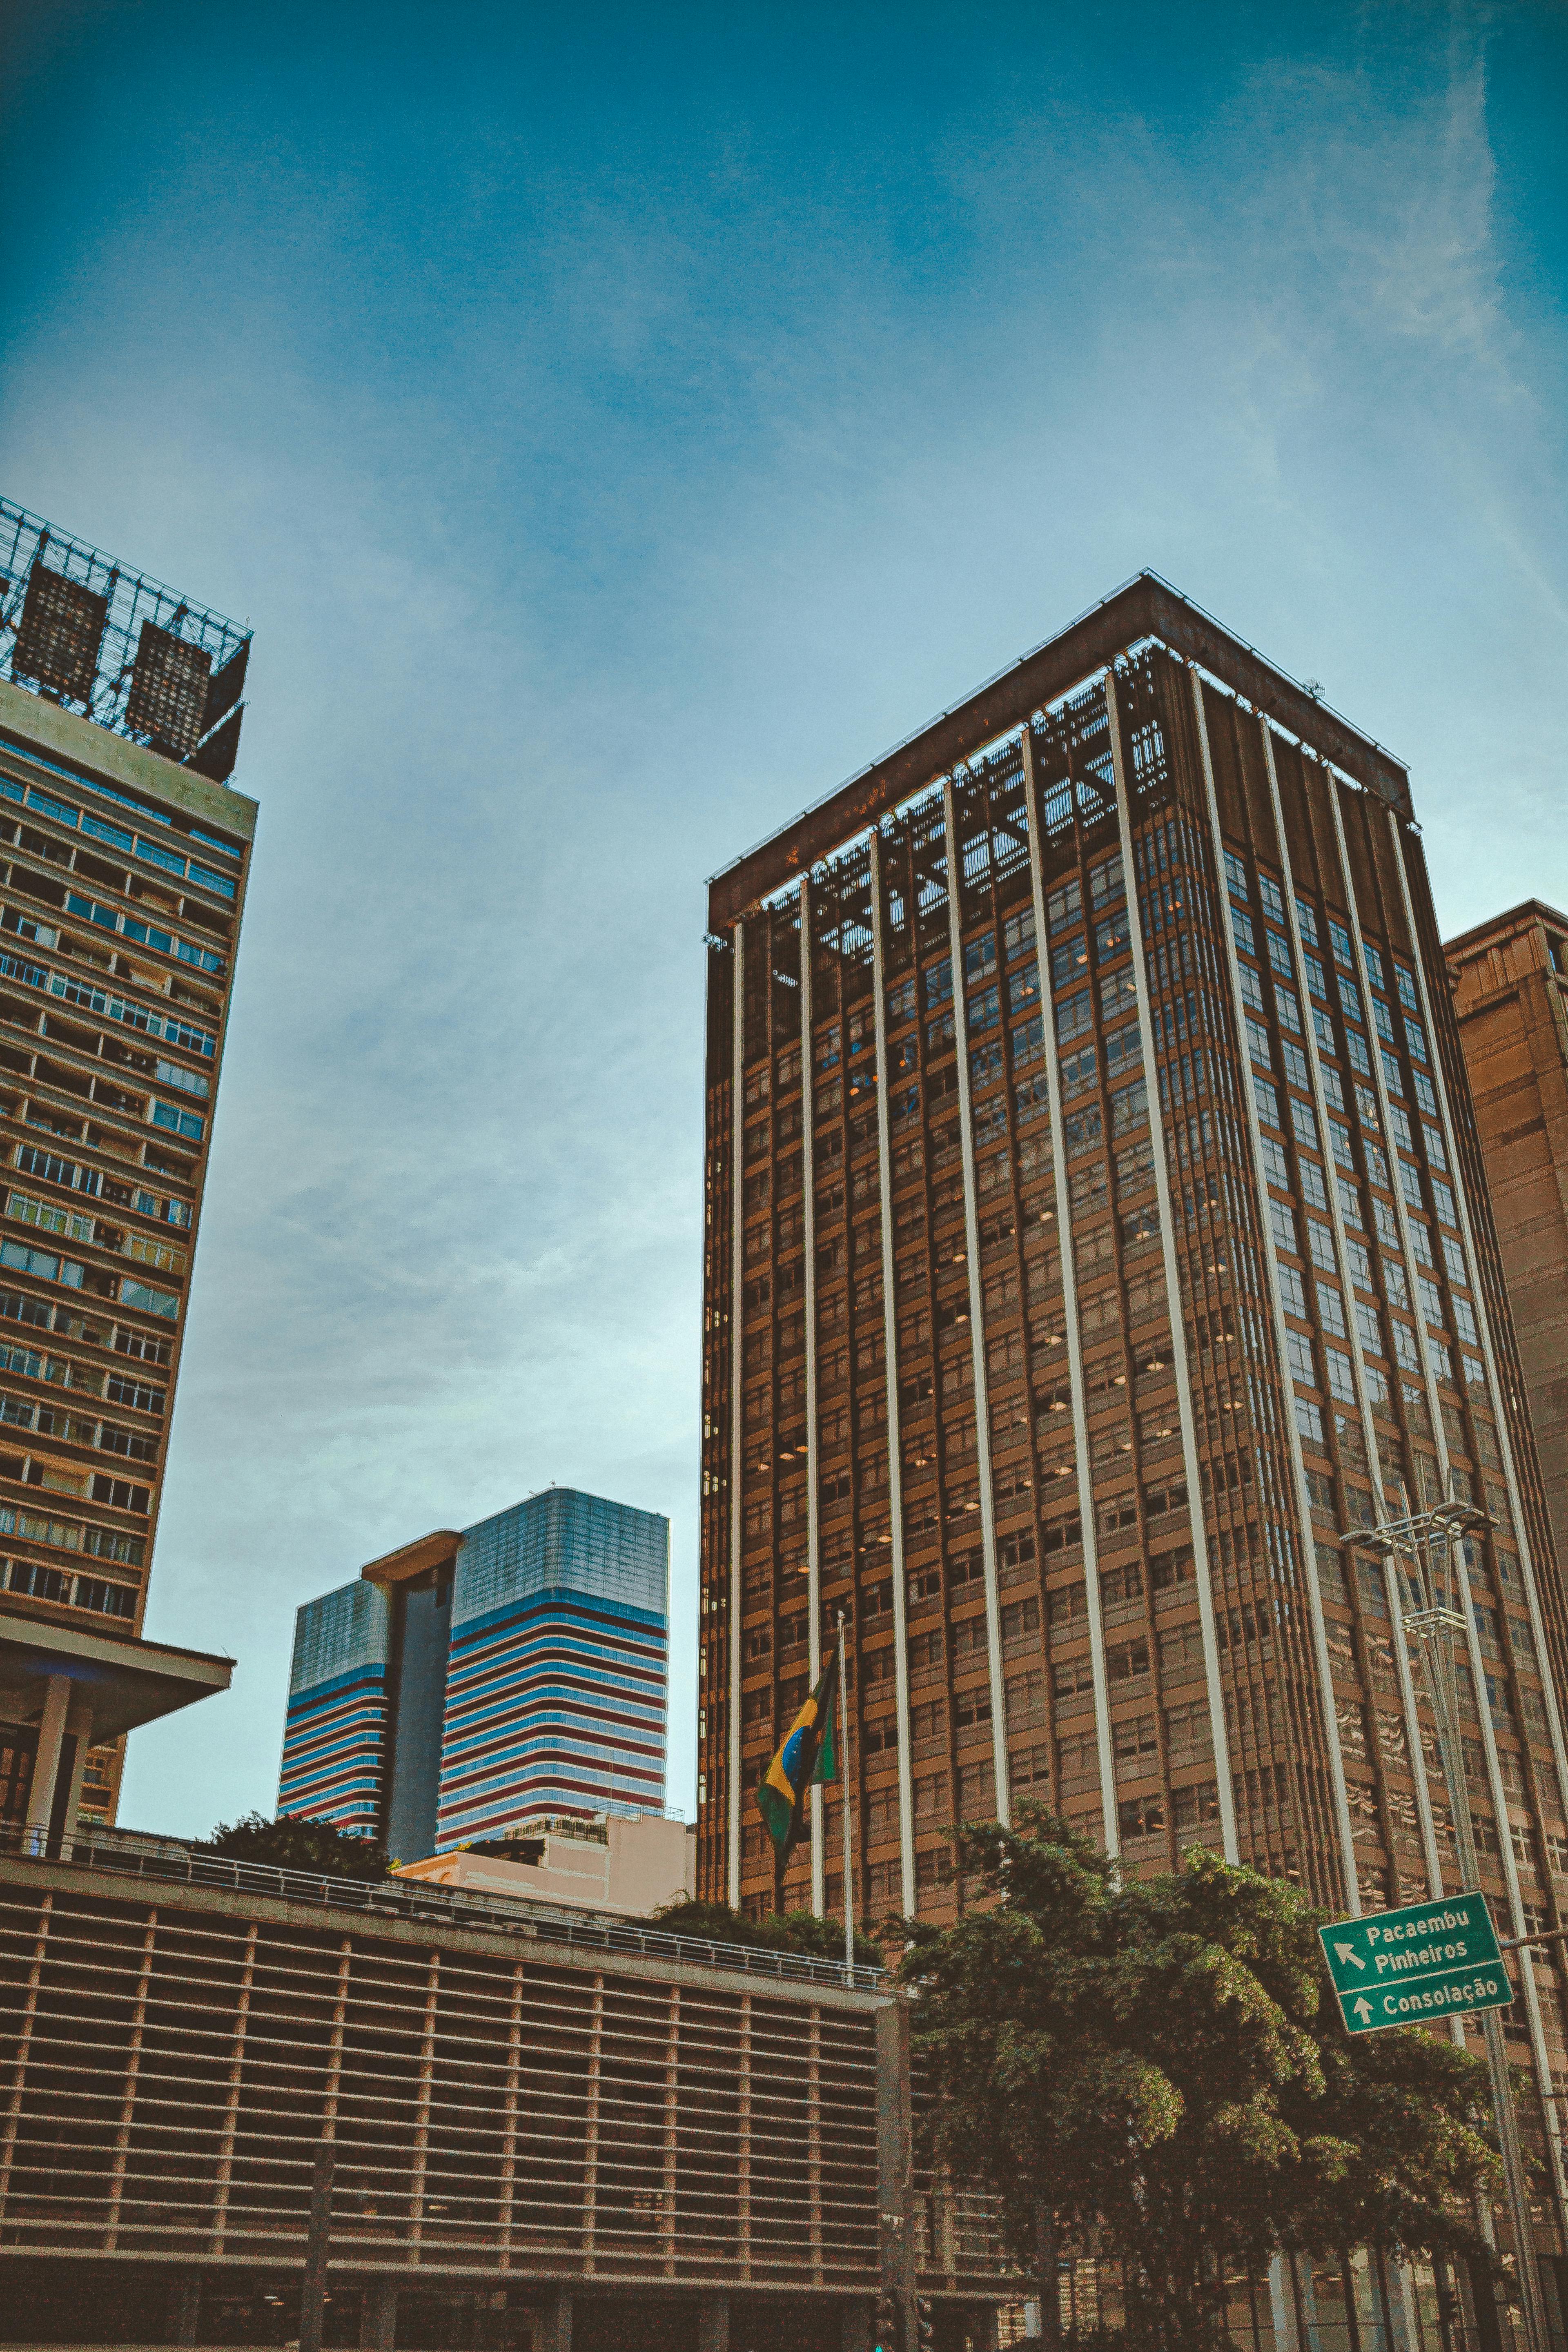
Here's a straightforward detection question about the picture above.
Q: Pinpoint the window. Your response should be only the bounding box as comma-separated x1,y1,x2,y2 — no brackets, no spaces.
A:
114,1325,171,1367
1118,1792,1165,1842
1253,1076,1281,1129
0,1237,82,1290
1057,991,1092,1044
1106,1636,1150,1684
1267,929,1293,980
1231,906,1256,956
1005,1671,1044,1724
1296,1397,1325,1445
1271,1200,1298,1256
91,1472,149,1512
1047,880,1082,935
1326,1349,1356,1404
1173,1782,1221,1833
1278,1263,1306,1317
1004,907,1036,957
7,1190,95,1245
1089,853,1124,910
1114,1711,1158,1766
119,1280,179,1322
1308,1219,1336,1273
1258,875,1285,923
1001,1595,1040,1644
151,1101,204,1142
1245,1016,1272,1069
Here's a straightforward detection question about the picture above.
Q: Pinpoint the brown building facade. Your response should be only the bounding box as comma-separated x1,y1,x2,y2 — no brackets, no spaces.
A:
697,576,1568,2253
1447,902,1568,1580
0,502,255,1826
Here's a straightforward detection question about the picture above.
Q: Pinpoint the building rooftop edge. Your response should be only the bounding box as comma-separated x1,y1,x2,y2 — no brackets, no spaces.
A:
360,1528,462,1586
705,570,1413,933
0,672,258,840
1444,899,1568,956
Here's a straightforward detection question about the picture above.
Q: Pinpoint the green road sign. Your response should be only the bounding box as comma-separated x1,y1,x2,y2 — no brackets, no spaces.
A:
1318,1890,1515,2035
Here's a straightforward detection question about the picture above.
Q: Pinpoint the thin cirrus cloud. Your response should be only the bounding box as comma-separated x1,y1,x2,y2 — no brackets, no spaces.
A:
0,0,1562,1836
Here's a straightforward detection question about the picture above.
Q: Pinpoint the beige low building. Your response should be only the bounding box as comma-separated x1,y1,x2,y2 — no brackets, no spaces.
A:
394,1807,695,1916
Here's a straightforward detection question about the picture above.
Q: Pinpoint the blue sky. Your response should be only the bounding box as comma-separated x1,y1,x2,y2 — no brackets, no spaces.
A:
1,0,1564,1837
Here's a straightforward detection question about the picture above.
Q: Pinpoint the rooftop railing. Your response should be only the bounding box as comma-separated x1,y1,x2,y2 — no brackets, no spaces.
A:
0,1821,888,1993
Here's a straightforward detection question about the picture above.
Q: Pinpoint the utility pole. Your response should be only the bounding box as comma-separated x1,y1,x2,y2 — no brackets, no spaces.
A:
1358,1492,1548,2352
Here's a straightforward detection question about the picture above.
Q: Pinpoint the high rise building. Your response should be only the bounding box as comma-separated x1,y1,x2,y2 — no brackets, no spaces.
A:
697,577,1568,2232
281,1486,671,1853
1446,904,1568,1584
0,499,254,1825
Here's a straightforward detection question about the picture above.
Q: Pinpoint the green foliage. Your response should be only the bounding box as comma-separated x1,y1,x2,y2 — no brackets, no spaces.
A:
196,1811,394,1882
651,1895,883,1969
899,1806,1500,2352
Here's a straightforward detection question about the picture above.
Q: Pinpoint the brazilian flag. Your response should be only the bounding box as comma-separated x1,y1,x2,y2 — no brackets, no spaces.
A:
754,1650,840,1860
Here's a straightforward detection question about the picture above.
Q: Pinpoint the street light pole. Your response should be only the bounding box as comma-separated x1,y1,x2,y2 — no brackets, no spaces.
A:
1357,1494,1548,2352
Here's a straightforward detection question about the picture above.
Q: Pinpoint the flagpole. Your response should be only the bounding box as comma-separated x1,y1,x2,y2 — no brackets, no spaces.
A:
837,1607,853,1975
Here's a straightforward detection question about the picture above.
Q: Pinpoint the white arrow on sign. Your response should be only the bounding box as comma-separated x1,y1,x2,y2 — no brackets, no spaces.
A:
1334,1943,1365,1969
1352,1996,1373,2023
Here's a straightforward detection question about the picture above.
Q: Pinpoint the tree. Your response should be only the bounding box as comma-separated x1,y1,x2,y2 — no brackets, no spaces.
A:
652,1895,883,1970
899,1807,1500,2352
196,1811,394,1882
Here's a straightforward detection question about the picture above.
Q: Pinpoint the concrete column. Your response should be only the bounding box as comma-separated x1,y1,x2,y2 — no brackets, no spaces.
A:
539,2287,573,2352
22,1675,70,1855
359,2280,398,2350
728,919,747,1907
57,1699,93,1861
1104,670,1240,1862
169,2274,201,2346
868,835,917,1917
697,2296,731,2352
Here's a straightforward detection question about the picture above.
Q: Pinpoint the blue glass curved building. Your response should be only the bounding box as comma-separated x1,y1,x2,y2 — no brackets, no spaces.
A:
279,1488,669,1855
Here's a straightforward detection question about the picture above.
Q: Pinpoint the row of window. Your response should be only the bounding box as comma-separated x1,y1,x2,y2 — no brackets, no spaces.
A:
0,1226,180,1321
0,1553,136,1618
0,939,216,1064
8,1188,185,1276
0,768,238,899
12,1141,189,1231
0,1497,143,1565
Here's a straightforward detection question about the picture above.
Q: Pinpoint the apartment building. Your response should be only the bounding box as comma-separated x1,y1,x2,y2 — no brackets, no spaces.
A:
281,1486,670,1855
697,575,1568,2256
1446,903,1568,1579
0,499,254,1823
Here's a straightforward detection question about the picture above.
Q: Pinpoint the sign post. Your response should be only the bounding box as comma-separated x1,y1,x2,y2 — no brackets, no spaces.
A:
1352,1491,1546,2352
1319,1891,1513,2036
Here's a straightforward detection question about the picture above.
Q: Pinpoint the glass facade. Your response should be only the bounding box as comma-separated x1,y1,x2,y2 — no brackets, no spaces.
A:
280,1488,670,1853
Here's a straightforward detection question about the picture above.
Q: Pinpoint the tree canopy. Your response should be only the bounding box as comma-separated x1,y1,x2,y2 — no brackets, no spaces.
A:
652,1895,883,1971
899,1807,1500,2352
197,1811,395,1881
